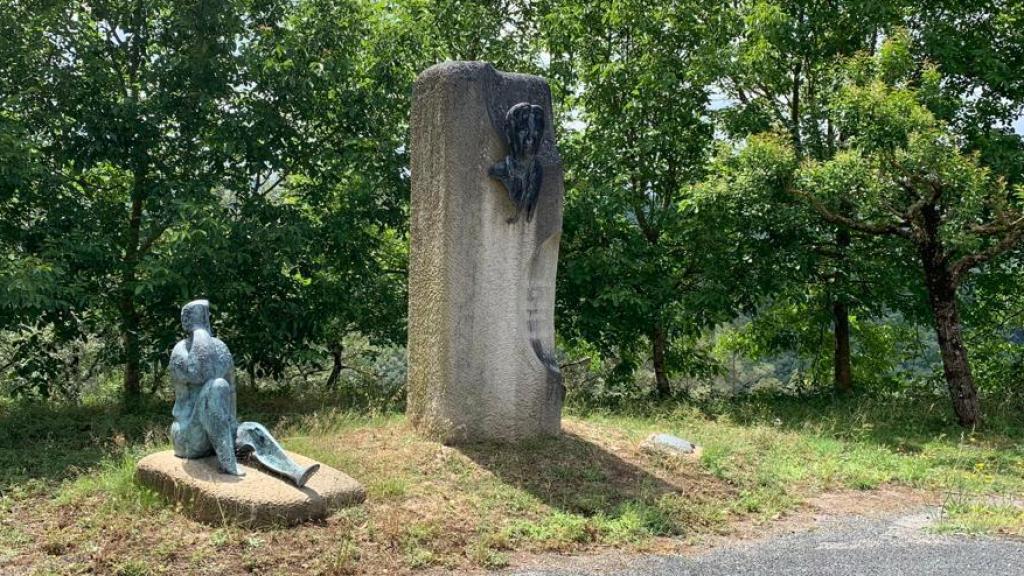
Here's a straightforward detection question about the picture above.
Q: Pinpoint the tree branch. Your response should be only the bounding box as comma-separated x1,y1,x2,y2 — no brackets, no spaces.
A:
970,214,1024,236
559,357,592,370
754,80,791,128
0,353,19,374
790,185,911,238
258,173,286,198
898,172,943,223
137,223,170,256
337,362,376,380
731,79,752,107
951,222,1024,284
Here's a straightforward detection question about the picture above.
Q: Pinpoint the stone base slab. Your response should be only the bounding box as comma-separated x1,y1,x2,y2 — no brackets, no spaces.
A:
135,450,365,527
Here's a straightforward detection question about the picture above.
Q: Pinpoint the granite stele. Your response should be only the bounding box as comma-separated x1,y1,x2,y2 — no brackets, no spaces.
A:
407,62,565,444
135,300,364,526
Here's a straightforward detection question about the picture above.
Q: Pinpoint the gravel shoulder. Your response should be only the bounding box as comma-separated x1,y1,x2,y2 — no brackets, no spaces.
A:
499,496,1024,576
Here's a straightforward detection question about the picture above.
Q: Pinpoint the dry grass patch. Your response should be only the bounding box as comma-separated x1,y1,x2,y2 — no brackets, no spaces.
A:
3,415,739,575
5,397,1023,575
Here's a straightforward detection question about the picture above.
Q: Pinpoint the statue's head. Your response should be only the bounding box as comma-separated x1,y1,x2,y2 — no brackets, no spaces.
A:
504,103,544,161
181,299,211,333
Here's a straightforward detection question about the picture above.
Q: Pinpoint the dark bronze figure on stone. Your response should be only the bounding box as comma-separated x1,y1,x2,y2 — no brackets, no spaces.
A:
489,102,545,223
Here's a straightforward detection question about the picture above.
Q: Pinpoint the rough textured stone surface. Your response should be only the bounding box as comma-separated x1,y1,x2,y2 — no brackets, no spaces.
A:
640,433,697,457
408,61,564,444
135,450,364,527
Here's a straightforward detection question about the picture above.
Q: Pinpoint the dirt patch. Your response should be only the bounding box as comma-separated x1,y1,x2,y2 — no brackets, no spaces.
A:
805,486,938,517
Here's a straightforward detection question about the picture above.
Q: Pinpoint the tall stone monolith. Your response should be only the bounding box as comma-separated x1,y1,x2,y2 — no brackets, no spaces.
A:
407,61,564,444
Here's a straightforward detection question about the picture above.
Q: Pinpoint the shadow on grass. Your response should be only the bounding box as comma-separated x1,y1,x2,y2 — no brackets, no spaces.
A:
458,431,681,517
0,400,167,492
678,392,1024,464
0,392,351,492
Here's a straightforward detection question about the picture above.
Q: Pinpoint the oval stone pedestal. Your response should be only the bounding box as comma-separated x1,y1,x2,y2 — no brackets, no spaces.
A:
135,450,365,527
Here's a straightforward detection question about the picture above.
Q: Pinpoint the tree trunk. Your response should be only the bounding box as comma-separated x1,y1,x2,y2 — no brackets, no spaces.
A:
149,358,164,394
924,271,981,427
832,225,853,395
120,146,150,406
790,59,803,158
651,325,670,399
119,297,142,402
326,343,344,389
247,362,257,388
832,299,853,395
120,192,144,405
918,229,981,427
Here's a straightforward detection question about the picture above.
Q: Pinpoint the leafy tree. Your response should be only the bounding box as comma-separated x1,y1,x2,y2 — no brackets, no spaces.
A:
0,0,269,400
914,0,1024,144
697,133,920,394
776,36,1024,426
542,0,739,397
295,0,541,387
0,0,407,400
0,0,545,402
218,0,407,383
716,0,908,395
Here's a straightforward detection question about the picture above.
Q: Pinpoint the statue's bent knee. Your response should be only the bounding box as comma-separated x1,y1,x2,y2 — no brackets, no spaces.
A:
207,377,231,398
199,379,233,421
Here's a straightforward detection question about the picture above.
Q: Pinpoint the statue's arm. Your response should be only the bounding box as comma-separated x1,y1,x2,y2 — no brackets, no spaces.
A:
169,341,190,383
170,331,210,384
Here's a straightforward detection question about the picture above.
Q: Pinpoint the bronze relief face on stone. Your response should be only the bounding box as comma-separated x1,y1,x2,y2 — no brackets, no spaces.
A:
489,102,545,223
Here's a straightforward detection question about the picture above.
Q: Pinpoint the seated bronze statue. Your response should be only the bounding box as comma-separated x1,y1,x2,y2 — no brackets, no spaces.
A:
169,300,319,487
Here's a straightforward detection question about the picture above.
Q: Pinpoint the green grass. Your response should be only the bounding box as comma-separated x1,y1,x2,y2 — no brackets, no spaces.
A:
0,524,30,564
577,394,1024,531
53,449,163,511
936,502,1024,536
2,393,1022,574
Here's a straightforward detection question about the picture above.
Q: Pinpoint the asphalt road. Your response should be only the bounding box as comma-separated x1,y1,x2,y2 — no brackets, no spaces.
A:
507,508,1024,576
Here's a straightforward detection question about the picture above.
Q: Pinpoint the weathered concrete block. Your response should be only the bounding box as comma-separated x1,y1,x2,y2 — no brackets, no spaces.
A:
135,450,364,527
407,61,564,444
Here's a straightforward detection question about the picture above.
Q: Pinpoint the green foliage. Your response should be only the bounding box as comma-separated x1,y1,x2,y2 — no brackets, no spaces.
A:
0,0,534,401
916,0,1024,142
2,0,1024,426
711,1,922,401
544,0,743,397
55,449,163,513
706,4,1024,415
763,34,1024,423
